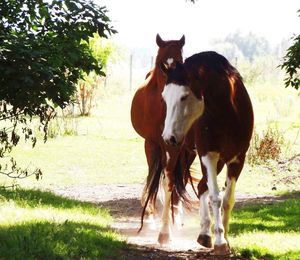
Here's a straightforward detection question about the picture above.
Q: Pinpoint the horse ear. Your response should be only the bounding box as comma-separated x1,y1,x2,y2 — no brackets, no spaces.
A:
156,34,166,47
179,35,185,47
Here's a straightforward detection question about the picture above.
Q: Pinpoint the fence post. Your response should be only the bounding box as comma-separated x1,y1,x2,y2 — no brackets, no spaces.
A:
150,56,154,69
129,54,133,91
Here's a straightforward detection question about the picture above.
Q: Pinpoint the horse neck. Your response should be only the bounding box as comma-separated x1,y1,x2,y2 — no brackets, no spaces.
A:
147,66,166,92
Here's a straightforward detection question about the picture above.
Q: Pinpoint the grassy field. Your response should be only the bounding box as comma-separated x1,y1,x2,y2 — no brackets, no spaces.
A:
0,188,126,259
4,83,300,194
230,198,300,259
1,79,300,259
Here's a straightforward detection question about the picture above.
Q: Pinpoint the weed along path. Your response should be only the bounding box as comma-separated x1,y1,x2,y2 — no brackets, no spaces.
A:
51,183,300,259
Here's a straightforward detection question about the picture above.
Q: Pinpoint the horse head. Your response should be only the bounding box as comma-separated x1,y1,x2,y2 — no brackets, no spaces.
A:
160,61,205,146
155,34,185,71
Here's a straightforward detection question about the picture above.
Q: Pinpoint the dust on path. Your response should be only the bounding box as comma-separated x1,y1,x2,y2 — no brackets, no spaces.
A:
51,184,299,259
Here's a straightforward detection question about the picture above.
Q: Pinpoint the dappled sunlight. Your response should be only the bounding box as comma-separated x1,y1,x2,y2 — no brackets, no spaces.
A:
0,188,124,259
229,198,300,258
0,188,112,226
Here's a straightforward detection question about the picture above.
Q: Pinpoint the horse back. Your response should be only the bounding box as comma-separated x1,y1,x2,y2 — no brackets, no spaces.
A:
186,52,254,159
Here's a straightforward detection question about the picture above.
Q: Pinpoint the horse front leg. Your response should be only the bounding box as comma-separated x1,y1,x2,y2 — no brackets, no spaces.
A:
197,189,212,248
158,172,172,245
201,152,230,255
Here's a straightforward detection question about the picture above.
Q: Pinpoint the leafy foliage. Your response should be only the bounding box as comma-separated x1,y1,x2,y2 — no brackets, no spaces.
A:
281,10,300,91
0,0,116,179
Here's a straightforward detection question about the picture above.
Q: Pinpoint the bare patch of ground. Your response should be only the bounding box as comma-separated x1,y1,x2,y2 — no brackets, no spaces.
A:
51,182,300,259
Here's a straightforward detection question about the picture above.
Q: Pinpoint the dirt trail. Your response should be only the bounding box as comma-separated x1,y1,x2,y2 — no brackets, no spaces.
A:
51,183,298,259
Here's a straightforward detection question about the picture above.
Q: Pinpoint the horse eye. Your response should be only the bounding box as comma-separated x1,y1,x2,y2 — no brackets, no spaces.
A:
180,95,189,101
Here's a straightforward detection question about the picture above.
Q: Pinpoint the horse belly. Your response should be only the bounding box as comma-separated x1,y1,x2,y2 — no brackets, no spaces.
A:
131,88,164,140
194,108,253,161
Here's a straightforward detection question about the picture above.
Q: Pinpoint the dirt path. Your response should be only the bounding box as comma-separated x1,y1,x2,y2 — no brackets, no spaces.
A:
51,184,299,259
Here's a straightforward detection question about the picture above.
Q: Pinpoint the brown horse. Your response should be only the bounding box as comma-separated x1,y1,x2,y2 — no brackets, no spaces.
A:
130,34,196,244
160,51,254,254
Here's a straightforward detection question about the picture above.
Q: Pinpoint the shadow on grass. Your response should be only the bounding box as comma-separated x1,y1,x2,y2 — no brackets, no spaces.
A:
1,188,299,259
0,188,126,259
231,196,300,235
0,221,126,259
0,187,107,215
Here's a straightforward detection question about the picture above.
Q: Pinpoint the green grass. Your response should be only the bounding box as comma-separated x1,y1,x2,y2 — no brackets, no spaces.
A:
230,198,300,259
1,94,147,189
0,188,126,259
0,79,299,258
247,82,300,157
1,189,299,259
0,82,298,191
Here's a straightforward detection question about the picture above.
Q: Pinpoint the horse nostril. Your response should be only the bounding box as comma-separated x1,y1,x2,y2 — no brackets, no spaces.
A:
170,135,177,146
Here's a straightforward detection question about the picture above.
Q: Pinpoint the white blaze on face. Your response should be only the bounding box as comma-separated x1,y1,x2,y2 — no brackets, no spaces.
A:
166,58,174,67
161,83,204,144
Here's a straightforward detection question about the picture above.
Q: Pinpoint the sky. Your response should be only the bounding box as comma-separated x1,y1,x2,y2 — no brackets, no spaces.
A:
97,0,299,56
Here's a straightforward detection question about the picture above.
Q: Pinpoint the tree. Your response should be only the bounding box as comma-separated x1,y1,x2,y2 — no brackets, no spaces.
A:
0,0,116,179
281,10,300,91
213,31,271,61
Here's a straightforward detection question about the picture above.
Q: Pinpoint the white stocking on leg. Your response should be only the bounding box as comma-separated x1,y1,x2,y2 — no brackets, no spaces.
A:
158,173,172,245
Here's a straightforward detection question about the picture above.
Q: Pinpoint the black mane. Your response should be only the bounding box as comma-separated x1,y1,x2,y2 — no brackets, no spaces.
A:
166,62,189,86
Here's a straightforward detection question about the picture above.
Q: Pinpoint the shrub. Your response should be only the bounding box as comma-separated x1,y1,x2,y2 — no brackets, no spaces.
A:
247,126,284,165
47,116,78,138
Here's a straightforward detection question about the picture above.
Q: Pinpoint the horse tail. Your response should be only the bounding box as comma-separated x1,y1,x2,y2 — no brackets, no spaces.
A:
185,148,199,198
139,147,163,233
171,149,195,221
188,170,200,198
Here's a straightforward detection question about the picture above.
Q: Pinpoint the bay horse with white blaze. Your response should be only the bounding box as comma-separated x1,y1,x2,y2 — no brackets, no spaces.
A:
131,35,196,244
160,51,254,254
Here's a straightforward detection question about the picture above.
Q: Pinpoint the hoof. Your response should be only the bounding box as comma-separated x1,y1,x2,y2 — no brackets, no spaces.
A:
213,243,230,255
158,232,171,245
197,234,212,248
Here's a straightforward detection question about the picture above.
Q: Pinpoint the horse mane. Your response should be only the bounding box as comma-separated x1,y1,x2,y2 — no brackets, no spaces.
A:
185,51,243,113
145,70,153,80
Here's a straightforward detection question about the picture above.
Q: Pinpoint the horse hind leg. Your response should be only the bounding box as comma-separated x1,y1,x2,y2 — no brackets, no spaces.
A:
141,139,163,230
222,154,245,241
141,187,156,230
172,148,196,231
158,172,172,245
171,192,184,231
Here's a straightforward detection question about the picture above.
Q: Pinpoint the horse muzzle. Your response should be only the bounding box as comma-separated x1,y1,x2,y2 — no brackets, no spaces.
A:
162,133,183,147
